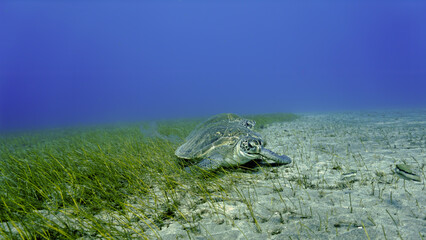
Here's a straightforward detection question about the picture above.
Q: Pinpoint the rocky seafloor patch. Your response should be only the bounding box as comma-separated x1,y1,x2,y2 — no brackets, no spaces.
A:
148,109,425,239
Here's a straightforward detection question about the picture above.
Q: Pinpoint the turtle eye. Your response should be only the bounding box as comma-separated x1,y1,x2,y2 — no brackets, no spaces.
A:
249,140,261,148
248,141,256,148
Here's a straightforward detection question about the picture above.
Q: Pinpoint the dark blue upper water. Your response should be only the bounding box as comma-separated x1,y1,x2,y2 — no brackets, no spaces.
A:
1,1,426,130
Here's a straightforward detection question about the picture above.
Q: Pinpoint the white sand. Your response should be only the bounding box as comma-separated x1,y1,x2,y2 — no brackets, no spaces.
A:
155,110,425,239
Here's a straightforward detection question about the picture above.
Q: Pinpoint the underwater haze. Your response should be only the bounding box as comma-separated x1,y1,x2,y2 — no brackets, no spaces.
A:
1,0,426,130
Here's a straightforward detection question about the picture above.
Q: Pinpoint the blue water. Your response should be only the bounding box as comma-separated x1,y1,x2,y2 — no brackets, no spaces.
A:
1,1,425,130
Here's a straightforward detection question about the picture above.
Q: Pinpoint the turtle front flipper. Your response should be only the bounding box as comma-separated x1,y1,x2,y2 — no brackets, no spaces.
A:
259,147,292,165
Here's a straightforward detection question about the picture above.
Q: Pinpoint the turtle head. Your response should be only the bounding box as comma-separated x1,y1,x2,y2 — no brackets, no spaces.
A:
236,136,292,165
236,136,264,159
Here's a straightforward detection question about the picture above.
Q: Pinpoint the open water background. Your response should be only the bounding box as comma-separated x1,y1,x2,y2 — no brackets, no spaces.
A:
1,1,426,130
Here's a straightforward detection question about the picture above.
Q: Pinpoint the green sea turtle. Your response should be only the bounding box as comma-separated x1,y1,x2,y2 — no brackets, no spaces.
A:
175,113,292,172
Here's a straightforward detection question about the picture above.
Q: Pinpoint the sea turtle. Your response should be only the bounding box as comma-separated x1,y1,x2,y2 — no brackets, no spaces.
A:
175,114,292,172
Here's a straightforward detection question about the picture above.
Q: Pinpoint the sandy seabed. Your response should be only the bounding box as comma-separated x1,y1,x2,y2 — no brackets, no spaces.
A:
154,110,425,240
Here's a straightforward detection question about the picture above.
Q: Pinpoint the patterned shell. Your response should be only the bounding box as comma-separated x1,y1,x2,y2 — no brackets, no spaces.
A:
175,122,260,160
185,113,253,141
